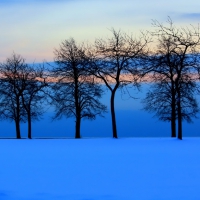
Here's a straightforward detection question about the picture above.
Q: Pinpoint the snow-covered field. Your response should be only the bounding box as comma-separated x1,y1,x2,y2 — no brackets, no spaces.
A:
0,138,200,200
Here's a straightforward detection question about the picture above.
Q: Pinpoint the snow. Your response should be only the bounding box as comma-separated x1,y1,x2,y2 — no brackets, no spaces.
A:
0,138,200,200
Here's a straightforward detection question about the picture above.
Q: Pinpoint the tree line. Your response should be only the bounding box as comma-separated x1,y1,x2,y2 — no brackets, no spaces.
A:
0,18,200,140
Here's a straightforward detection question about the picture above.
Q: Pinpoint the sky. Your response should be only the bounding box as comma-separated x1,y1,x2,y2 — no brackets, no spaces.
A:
1,0,200,62
1,0,200,138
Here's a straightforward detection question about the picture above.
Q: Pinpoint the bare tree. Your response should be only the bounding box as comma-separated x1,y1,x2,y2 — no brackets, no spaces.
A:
50,38,107,138
89,29,150,138
21,65,48,139
0,54,27,138
143,80,199,137
143,18,200,139
0,53,48,139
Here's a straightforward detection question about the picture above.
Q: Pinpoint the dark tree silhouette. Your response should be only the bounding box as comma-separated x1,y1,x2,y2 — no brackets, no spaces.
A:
0,53,48,139
143,18,200,139
0,54,27,138
50,38,107,138
89,29,150,138
143,81,199,137
21,65,48,139
142,41,178,137
143,81,176,134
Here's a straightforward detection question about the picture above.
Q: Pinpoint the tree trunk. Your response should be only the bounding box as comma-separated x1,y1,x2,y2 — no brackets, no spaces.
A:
16,98,21,139
177,91,182,140
75,116,81,138
15,120,21,139
171,82,176,137
110,91,118,138
28,113,32,139
74,66,81,139
171,94,176,137
171,118,176,138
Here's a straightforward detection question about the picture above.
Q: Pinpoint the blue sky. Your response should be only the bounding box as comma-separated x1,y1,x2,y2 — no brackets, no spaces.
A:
1,0,200,138
1,0,200,62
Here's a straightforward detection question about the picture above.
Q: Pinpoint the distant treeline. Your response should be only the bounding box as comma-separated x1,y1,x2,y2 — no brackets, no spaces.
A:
1,18,200,140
